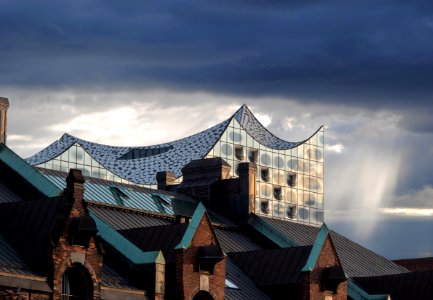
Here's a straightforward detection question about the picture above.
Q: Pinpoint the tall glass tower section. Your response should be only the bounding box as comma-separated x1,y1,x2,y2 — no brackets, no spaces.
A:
206,118,324,225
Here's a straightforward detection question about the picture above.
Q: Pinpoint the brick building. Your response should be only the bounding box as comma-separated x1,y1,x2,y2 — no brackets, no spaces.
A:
0,98,432,299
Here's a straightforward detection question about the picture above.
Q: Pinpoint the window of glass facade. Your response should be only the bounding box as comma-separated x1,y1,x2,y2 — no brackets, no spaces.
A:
207,119,324,226
36,143,141,186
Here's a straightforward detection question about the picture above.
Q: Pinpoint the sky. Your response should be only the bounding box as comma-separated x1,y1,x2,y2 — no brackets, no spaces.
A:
1,0,433,259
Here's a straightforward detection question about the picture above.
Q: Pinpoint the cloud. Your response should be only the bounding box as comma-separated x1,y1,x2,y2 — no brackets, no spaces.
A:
1,1,433,124
381,208,433,217
2,1,433,258
391,185,433,209
326,143,344,153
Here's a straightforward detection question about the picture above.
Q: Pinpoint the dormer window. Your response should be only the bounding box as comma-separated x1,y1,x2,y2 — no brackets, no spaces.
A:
152,194,171,206
152,194,172,214
69,216,98,247
197,245,224,274
320,266,346,293
109,186,129,206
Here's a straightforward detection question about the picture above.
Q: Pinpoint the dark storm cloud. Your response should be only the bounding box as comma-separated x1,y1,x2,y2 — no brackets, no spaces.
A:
1,0,433,129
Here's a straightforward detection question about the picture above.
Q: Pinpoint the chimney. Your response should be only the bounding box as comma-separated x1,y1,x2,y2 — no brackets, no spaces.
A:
237,162,257,223
177,158,231,205
156,171,176,191
0,97,9,144
66,169,86,217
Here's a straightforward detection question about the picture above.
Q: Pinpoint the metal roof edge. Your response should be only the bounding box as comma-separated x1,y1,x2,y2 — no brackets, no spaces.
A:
90,212,165,265
175,202,207,250
0,144,61,197
301,223,329,272
347,279,389,300
247,214,298,248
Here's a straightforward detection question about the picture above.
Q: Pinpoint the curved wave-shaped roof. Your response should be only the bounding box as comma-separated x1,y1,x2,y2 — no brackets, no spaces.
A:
233,105,301,150
26,105,312,184
27,119,230,184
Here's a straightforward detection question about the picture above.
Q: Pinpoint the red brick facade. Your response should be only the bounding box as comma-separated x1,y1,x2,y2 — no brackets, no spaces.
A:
302,236,347,300
52,170,102,300
175,214,226,300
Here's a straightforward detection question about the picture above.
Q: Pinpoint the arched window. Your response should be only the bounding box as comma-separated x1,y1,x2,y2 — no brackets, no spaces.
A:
61,264,93,299
193,291,214,300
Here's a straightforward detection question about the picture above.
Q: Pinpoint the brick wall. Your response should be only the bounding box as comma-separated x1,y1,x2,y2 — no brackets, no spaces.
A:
0,288,50,300
175,214,226,300
303,236,347,300
52,170,103,300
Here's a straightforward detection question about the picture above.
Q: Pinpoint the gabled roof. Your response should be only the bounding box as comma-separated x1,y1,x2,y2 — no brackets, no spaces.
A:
91,212,165,265
87,202,262,254
0,143,61,198
302,223,330,272
119,224,188,263
175,202,218,250
249,215,408,278
25,105,311,184
228,246,312,286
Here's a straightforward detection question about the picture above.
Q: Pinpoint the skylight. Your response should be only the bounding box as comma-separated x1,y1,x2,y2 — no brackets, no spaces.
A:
118,145,174,160
225,279,240,289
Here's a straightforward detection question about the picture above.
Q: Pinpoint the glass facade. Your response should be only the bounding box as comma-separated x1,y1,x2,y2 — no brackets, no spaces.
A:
206,118,324,226
36,117,324,226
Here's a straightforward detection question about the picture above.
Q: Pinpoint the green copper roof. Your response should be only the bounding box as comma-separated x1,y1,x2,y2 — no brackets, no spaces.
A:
301,223,329,272
90,211,165,265
175,202,211,250
348,279,389,300
175,202,207,249
247,214,297,248
0,144,61,197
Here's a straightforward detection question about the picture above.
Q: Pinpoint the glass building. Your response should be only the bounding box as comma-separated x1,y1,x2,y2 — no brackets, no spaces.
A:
27,105,324,226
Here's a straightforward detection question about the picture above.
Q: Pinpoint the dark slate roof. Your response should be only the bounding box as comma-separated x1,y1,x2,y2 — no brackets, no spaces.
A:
225,257,271,300
215,228,263,253
101,263,142,291
89,201,262,254
0,234,40,277
254,215,408,278
0,196,70,274
0,181,23,203
87,204,175,230
228,246,312,286
38,168,237,227
26,105,308,184
353,270,433,300
119,224,188,263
